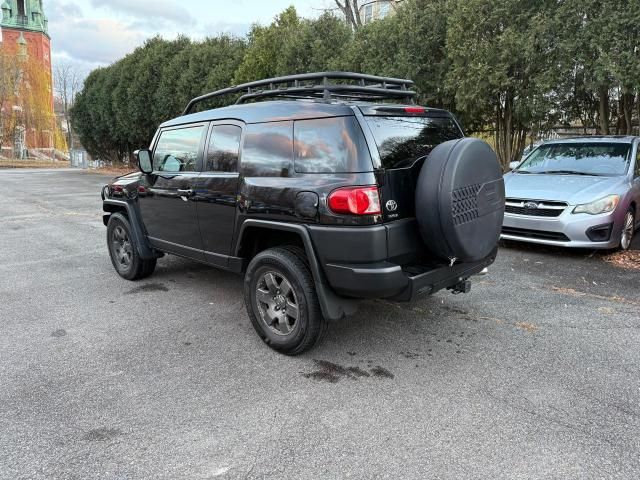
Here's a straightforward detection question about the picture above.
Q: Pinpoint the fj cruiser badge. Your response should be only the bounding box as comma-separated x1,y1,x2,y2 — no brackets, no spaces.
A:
386,200,398,212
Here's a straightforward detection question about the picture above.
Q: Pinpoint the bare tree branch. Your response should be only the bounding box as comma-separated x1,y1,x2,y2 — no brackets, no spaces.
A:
54,62,84,151
333,0,363,30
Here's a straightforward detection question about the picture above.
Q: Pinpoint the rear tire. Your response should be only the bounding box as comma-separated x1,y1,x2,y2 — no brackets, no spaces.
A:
244,246,326,355
619,208,635,251
107,213,157,280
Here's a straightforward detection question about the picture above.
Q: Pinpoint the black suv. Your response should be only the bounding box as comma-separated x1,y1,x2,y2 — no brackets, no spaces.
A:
102,72,505,354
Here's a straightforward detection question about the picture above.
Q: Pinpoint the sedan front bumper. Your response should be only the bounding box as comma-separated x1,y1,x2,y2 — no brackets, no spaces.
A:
501,208,621,249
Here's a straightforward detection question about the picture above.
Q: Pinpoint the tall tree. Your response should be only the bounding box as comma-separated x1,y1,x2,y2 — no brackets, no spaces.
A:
234,8,349,84
0,49,22,154
234,7,304,84
558,0,640,135
341,0,450,108
446,0,561,167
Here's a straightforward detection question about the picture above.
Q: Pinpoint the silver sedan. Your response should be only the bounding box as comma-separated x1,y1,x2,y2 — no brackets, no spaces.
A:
502,136,640,250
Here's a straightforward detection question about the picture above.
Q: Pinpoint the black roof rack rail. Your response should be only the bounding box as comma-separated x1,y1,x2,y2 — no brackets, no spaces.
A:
182,71,416,116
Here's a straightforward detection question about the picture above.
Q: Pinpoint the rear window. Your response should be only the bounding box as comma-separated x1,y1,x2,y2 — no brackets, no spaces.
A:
366,116,462,169
294,117,372,173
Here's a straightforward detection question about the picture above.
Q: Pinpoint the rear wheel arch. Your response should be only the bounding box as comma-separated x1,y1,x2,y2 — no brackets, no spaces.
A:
236,224,305,262
235,220,358,321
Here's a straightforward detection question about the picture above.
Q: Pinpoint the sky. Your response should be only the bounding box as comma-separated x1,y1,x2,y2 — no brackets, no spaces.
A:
47,0,332,73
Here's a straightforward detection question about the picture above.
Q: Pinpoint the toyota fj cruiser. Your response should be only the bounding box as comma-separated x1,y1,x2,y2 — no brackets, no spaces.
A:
102,72,505,355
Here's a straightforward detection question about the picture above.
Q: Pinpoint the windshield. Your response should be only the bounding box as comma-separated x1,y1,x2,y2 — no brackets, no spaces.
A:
365,116,462,169
516,143,631,176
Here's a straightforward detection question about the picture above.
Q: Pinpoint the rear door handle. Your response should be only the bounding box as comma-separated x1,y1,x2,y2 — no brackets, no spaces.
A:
177,189,194,198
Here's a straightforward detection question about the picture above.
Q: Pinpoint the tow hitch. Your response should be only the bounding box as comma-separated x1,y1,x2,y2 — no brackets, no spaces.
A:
449,280,472,295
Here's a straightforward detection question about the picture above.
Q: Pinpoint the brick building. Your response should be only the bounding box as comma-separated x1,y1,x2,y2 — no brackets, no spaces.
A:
1,0,54,156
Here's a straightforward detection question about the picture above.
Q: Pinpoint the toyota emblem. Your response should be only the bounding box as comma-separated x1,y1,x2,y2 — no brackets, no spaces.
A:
386,200,398,212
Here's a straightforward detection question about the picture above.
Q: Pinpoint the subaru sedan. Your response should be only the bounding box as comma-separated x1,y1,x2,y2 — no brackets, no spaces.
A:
502,137,640,250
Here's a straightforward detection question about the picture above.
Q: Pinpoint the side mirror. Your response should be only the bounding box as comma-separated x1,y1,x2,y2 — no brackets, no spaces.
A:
135,149,153,174
509,161,520,171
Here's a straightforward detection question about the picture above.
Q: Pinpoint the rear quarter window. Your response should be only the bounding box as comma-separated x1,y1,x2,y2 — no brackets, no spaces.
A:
241,121,293,177
366,116,462,169
294,117,372,173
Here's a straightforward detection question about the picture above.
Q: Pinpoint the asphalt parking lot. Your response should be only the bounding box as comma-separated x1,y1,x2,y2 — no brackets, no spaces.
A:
1,168,639,479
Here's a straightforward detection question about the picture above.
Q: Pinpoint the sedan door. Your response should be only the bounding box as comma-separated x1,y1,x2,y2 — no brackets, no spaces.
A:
139,124,208,261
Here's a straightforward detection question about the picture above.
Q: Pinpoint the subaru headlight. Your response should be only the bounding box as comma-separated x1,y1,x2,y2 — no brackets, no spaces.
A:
573,195,620,215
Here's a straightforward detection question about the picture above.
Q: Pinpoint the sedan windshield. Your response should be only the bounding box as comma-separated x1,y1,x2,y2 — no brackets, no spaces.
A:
516,143,631,176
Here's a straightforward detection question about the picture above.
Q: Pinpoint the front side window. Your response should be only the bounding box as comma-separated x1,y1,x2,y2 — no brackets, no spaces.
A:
206,125,242,172
635,146,640,177
153,126,205,172
241,122,293,177
294,117,372,173
365,116,462,169
517,143,632,177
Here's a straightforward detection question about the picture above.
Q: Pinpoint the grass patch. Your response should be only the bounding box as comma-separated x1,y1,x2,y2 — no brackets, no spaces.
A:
0,159,70,169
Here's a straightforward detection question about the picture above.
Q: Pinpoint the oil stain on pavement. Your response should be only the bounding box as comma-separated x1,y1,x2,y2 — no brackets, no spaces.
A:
303,360,394,383
124,283,169,295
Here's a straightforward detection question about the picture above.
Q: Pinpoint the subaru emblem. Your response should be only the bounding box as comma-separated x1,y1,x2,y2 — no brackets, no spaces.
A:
524,201,539,209
386,200,398,212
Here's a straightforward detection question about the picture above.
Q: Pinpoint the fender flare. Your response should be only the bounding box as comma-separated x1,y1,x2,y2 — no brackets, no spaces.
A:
236,219,358,321
103,199,159,260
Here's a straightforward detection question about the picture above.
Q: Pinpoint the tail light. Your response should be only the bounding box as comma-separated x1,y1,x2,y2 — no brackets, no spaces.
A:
328,186,381,215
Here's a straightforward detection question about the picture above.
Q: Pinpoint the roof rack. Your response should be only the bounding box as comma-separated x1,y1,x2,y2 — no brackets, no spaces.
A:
182,71,416,116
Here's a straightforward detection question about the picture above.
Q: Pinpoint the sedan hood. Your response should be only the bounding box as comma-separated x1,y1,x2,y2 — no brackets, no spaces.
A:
504,173,627,205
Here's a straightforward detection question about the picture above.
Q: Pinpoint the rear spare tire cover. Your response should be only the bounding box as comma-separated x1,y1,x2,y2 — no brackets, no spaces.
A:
415,138,505,262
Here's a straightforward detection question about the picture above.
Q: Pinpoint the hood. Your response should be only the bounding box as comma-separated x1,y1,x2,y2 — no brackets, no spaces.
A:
113,171,143,185
504,172,627,205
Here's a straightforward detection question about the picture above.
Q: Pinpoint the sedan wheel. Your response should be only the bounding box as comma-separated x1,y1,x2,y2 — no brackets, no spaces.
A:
620,210,635,251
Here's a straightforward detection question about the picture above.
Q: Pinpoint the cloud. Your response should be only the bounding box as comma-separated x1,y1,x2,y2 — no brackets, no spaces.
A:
44,0,318,69
50,17,145,64
89,0,195,26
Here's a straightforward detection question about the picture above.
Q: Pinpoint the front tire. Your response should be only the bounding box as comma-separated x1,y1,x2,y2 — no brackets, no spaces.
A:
107,213,157,280
620,208,635,251
244,246,326,355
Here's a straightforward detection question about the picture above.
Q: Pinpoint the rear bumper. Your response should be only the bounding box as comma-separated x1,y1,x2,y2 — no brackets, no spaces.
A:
323,251,497,301
307,221,497,301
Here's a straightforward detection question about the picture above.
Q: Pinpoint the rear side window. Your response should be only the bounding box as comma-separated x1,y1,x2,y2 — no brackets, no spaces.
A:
366,116,462,169
241,121,293,177
153,126,205,172
206,125,242,172
294,117,372,173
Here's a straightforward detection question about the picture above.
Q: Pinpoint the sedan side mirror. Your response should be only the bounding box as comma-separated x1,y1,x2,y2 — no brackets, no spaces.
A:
135,149,153,174
509,161,520,171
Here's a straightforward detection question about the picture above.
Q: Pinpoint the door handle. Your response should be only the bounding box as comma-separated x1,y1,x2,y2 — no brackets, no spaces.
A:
177,189,194,198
